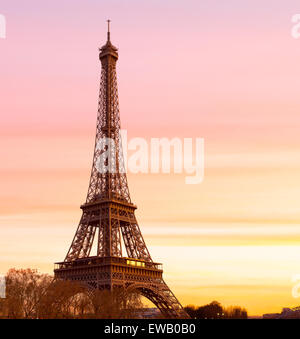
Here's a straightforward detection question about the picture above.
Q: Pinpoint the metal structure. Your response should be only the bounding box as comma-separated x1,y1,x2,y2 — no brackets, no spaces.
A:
54,21,188,319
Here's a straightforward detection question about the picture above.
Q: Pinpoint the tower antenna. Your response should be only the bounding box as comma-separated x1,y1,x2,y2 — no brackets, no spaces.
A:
107,19,111,41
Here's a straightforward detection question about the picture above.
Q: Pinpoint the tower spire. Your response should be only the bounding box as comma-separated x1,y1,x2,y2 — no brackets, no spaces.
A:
99,19,118,59
107,19,111,42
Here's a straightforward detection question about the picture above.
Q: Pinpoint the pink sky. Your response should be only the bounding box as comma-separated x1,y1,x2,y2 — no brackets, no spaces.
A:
1,0,300,315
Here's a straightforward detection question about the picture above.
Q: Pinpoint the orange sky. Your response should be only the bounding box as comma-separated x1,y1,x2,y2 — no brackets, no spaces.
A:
1,0,300,315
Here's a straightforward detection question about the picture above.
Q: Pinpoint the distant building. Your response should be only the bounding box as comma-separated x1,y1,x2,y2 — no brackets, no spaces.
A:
263,307,300,319
138,308,161,319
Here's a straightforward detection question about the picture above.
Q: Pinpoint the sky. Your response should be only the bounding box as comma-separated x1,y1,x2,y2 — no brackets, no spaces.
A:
1,0,300,315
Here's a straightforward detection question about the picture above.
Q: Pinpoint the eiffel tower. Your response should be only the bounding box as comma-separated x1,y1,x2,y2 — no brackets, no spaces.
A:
54,21,188,319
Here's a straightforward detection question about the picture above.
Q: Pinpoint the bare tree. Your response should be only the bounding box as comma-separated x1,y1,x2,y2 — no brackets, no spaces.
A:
3,268,145,319
224,305,248,319
38,279,83,318
71,292,93,318
91,288,143,319
5,268,52,318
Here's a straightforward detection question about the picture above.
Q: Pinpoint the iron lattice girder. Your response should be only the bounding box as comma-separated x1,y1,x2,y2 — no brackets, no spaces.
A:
86,42,130,205
55,29,189,318
65,198,152,261
55,257,186,318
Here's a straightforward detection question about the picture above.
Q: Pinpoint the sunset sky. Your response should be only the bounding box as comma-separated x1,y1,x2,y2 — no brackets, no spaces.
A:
1,0,300,315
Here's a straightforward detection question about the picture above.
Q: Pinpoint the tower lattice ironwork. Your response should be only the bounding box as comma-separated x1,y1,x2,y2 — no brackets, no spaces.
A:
54,21,188,319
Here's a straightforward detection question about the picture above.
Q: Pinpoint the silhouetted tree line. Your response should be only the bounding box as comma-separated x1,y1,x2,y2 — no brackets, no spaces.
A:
184,301,248,319
0,269,142,319
0,269,248,319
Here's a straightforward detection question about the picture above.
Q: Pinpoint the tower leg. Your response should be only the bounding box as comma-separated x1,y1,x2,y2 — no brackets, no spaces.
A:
126,280,189,319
